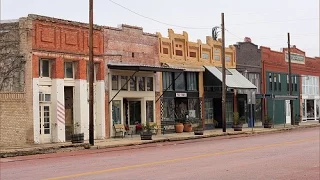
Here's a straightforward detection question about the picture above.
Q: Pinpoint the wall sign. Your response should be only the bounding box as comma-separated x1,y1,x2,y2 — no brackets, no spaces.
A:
176,93,187,97
285,52,305,64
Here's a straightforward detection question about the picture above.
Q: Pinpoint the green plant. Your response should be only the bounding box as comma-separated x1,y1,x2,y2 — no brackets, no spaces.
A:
233,112,243,125
212,119,219,127
295,114,301,122
142,122,152,131
264,116,272,124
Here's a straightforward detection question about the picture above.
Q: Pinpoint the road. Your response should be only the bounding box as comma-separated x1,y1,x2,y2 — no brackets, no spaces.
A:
1,127,319,180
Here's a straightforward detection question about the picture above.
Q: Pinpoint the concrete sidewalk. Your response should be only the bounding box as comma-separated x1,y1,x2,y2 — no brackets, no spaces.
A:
1,122,319,158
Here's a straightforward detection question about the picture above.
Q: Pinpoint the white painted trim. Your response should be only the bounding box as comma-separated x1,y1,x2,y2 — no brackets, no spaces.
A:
74,80,89,140
95,81,106,139
51,79,65,142
33,78,40,144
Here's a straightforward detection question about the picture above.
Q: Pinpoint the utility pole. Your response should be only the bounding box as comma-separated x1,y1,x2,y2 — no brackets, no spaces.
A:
221,13,227,132
287,32,294,125
89,0,94,145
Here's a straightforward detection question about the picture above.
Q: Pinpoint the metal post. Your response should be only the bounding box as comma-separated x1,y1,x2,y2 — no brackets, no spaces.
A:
88,0,94,146
251,90,254,132
272,97,275,128
288,33,294,125
221,13,226,132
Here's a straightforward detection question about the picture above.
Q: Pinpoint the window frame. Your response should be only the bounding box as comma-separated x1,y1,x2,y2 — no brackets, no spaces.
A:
64,61,74,79
39,59,51,78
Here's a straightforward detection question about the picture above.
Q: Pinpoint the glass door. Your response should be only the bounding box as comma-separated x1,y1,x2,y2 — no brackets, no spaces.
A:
129,101,141,125
39,104,51,143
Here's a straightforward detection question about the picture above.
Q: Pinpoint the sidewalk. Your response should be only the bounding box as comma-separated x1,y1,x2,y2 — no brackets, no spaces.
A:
1,121,319,158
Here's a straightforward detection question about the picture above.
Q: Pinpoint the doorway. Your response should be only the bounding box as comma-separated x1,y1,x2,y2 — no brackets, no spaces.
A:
39,103,51,143
285,100,291,124
129,101,141,125
64,87,74,141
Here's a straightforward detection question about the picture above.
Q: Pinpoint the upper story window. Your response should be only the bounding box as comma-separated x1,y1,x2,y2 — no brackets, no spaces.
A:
64,62,74,79
121,76,128,90
226,56,231,62
137,77,145,91
278,74,281,91
163,47,169,54
202,52,209,59
189,51,197,58
176,50,183,56
39,59,51,78
269,73,272,91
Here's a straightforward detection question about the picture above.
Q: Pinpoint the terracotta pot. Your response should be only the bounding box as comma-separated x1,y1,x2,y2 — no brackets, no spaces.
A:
183,123,193,132
175,123,184,133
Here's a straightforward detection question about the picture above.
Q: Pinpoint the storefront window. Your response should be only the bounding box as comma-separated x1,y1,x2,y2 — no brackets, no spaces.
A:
226,100,233,123
162,72,173,91
205,99,214,124
112,75,118,90
175,72,185,91
175,98,188,120
146,101,154,122
188,98,200,119
121,76,128,90
137,77,145,91
163,98,175,121
187,72,198,91
112,100,121,124
146,77,153,91
130,76,137,91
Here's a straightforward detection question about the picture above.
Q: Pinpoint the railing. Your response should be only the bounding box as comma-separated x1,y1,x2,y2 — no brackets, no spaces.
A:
204,86,222,92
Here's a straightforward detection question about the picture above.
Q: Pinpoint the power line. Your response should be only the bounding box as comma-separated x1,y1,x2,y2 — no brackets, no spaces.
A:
108,0,210,29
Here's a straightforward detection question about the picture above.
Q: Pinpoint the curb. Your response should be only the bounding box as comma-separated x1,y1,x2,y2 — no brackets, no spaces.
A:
1,124,319,158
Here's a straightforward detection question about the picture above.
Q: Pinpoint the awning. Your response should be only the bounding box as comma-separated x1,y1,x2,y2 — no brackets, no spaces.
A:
204,66,257,89
108,62,184,72
164,63,205,72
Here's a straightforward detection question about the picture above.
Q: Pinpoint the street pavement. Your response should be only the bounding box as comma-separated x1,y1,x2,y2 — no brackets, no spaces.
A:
0,127,319,180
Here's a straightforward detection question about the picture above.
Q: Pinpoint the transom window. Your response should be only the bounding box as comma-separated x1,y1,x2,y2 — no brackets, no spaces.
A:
39,59,51,78
64,62,74,79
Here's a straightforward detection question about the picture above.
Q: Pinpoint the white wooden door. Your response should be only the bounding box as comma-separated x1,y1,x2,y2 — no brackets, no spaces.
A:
285,100,291,124
39,104,51,143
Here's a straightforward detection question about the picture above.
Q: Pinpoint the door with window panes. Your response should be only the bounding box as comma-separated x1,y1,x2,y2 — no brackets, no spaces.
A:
39,93,51,143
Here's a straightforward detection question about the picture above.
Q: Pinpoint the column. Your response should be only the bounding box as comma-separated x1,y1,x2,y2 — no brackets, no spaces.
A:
32,78,40,144
51,57,65,142
95,80,106,139
74,59,89,140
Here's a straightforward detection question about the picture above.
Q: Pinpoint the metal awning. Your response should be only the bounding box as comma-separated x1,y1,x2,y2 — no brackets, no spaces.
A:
108,63,184,72
204,66,257,89
164,63,205,72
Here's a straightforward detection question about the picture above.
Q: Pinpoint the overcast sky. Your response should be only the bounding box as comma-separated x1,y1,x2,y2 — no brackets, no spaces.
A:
1,0,319,57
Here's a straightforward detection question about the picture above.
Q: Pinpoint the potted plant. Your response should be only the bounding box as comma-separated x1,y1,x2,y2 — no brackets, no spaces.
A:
183,116,193,132
194,120,204,135
175,118,184,133
233,112,244,131
295,114,301,126
140,122,153,140
264,115,273,128
71,122,84,144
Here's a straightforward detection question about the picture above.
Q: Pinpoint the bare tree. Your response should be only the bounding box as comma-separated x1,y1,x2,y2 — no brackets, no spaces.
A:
0,22,25,92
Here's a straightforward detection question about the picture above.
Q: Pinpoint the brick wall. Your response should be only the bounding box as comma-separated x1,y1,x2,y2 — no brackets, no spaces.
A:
0,93,32,146
234,42,261,73
0,21,26,92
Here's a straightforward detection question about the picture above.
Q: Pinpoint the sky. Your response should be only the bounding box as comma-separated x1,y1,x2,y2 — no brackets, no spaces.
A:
1,0,319,57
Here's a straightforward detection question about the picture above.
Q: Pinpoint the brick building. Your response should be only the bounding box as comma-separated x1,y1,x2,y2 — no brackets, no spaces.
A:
234,39,262,126
104,25,177,137
261,46,320,124
157,29,256,130
1,14,106,145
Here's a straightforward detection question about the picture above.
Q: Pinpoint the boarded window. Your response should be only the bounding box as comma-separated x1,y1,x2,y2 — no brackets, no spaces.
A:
176,50,183,56
190,51,197,58
163,48,169,54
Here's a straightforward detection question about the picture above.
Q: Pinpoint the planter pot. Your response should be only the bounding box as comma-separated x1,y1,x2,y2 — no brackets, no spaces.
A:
233,124,243,131
140,131,152,140
295,121,300,126
264,123,272,128
71,133,84,144
194,128,204,135
183,123,193,132
175,123,184,133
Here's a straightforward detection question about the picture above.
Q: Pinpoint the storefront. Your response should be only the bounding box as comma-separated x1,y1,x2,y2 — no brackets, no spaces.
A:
203,66,257,128
108,63,183,137
161,71,201,125
301,75,320,121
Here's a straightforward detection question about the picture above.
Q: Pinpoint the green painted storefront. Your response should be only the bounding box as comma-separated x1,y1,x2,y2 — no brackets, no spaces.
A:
265,71,300,124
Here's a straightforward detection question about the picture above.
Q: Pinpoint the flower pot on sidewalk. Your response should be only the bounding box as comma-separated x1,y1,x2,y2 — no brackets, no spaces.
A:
71,133,84,144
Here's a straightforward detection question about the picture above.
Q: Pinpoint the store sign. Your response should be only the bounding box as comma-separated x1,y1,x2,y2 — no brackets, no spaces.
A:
176,93,187,97
285,52,305,64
